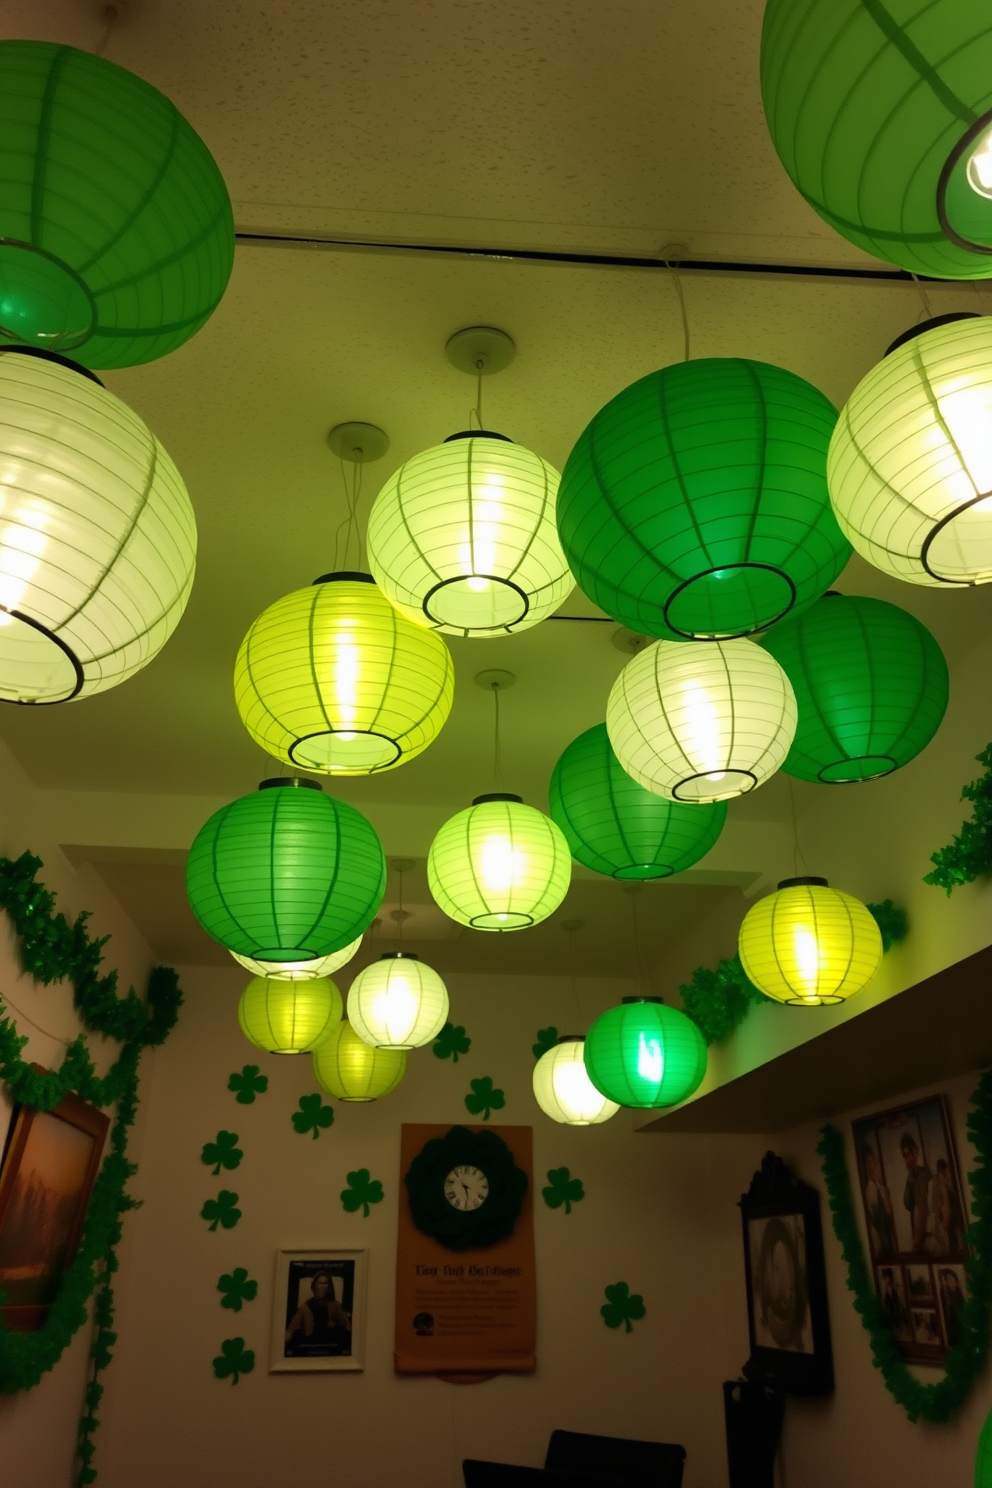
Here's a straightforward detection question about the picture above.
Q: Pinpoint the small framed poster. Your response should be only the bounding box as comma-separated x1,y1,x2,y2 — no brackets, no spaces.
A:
269,1248,367,1373
739,1151,833,1395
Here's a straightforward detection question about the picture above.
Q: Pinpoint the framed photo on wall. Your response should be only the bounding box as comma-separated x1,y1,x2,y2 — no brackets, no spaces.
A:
0,1081,109,1333
852,1094,968,1364
269,1248,367,1372
739,1151,833,1395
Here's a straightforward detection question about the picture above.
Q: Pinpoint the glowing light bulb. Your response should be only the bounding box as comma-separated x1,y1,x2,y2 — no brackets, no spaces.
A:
968,130,992,200
334,621,360,729
637,1031,663,1085
480,834,517,892
793,926,820,996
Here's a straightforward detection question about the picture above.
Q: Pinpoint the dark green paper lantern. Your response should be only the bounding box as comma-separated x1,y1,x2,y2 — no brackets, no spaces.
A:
760,593,948,784
761,0,992,279
583,997,707,1110
549,723,726,880
976,1404,992,1488
0,40,234,367
557,359,849,641
186,779,386,961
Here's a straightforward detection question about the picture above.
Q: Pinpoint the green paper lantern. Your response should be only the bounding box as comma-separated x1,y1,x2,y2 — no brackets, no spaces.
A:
427,793,571,930
238,976,342,1054
0,41,234,367
761,0,992,280
186,778,386,961
556,359,848,641
313,1019,406,1102
760,593,948,783
976,1405,992,1487
584,997,707,1110
549,723,727,878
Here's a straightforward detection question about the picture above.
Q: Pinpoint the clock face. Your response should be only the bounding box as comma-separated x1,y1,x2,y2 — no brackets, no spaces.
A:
444,1164,489,1212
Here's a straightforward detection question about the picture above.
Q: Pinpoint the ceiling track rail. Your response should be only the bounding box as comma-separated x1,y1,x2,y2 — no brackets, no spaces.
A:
234,230,958,284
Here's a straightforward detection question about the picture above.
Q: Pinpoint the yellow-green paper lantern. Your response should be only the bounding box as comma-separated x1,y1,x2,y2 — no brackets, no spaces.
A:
738,876,882,1007
347,952,449,1050
583,997,707,1109
230,935,362,981
313,1019,406,1102
238,976,342,1054
234,572,454,774
427,793,571,930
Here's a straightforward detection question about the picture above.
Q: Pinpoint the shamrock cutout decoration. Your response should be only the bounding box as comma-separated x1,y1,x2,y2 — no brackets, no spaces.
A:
533,1026,558,1059
228,1065,268,1104
292,1093,335,1139
542,1167,584,1215
341,1168,384,1217
464,1076,505,1122
201,1190,242,1232
434,1022,471,1062
601,1281,646,1334
212,1336,255,1385
201,1130,243,1175
217,1267,258,1313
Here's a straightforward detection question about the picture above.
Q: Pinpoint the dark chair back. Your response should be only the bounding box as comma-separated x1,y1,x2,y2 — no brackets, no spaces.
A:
463,1461,627,1488
544,1430,686,1488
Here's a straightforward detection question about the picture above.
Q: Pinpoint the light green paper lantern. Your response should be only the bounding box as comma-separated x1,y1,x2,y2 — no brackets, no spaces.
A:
532,1035,619,1126
230,935,362,981
366,432,574,636
549,723,727,879
761,0,992,279
427,793,571,930
0,40,234,366
556,359,848,641
186,778,386,961
760,593,948,783
313,1018,406,1102
238,976,342,1054
347,952,449,1050
584,997,707,1109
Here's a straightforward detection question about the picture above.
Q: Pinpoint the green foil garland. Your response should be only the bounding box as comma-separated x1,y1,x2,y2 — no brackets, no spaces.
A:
0,852,182,1485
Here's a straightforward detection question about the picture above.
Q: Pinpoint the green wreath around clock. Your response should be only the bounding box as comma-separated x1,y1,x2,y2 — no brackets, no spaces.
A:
404,1126,527,1251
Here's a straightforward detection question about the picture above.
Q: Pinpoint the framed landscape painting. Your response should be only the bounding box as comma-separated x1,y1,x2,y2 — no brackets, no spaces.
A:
0,1084,109,1333
852,1095,968,1365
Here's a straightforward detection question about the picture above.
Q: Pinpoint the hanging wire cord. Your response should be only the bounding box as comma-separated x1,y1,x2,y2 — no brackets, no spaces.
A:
332,453,364,570
787,777,810,879
490,681,505,790
663,249,691,362
625,884,646,994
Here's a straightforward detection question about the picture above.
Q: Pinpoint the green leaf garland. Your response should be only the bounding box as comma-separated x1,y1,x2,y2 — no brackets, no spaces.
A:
817,1070,992,1423
865,899,909,953
0,852,182,1488
680,953,765,1045
926,742,992,893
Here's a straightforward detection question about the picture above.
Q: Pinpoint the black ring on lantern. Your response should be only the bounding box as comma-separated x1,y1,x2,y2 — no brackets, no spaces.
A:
920,488,992,584
0,610,85,705
671,769,757,801
937,106,992,256
662,563,798,640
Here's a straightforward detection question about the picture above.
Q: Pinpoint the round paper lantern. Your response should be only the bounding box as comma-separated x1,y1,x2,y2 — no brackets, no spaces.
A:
556,359,848,640
607,638,797,803
761,0,992,279
186,778,386,961
313,1018,406,1102
532,1035,619,1126
427,793,571,930
760,593,949,783
828,316,992,588
230,934,362,981
738,877,882,1007
584,998,707,1110
347,952,449,1050
238,976,342,1054
234,572,454,774
0,350,196,703
366,433,574,636
0,40,233,367
549,723,726,879
976,1405,992,1488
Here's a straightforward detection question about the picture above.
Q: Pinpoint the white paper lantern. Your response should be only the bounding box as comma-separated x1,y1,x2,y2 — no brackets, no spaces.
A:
532,1035,619,1126
607,637,797,802
230,935,362,981
347,951,449,1050
828,316,992,587
366,433,574,636
0,349,196,702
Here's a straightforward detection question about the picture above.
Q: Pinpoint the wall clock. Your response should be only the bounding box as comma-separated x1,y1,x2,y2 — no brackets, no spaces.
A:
404,1125,527,1251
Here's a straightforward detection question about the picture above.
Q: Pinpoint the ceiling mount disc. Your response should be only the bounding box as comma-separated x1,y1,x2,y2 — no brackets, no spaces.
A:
474,669,516,692
327,422,390,462
445,326,516,377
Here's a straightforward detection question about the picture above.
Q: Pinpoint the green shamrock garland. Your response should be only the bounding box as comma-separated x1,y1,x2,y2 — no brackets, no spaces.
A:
600,1282,645,1333
817,1070,992,1423
465,1076,505,1121
217,1268,258,1313
926,741,992,893
228,1065,268,1104
542,1168,584,1215
434,1022,471,1061
212,1337,255,1385
201,1191,242,1232
201,1131,243,1175
341,1168,384,1217
0,853,182,1488
292,1093,335,1138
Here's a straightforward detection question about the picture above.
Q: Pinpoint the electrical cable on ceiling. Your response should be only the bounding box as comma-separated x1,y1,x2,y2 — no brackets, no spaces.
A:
787,776,810,880
491,682,504,791
664,256,692,361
